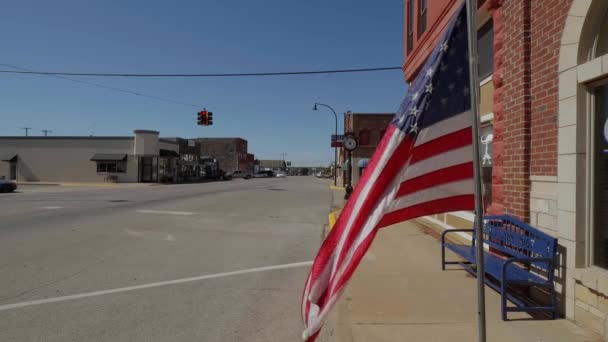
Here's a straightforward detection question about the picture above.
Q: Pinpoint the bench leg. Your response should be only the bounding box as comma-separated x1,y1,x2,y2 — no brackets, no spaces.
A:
441,243,446,271
501,274,508,321
550,286,557,319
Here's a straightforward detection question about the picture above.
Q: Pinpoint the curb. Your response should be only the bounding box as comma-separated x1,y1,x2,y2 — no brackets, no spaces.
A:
328,210,341,231
329,185,346,190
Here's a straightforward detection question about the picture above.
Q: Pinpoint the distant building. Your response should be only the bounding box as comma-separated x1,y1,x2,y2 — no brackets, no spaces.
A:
259,160,287,172
196,138,249,173
161,138,202,183
0,130,179,183
340,112,394,186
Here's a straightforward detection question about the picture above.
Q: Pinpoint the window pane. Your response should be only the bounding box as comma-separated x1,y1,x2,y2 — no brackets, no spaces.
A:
117,161,127,173
96,162,106,172
407,0,414,54
478,20,494,80
107,162,117,173
418,0,427,36
359,130,370,146
597,8,608,57
594,83,608,268
480,124,493,205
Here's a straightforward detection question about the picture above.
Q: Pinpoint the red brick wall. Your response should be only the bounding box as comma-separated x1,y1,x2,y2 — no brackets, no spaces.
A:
529,0,571,176
498,0,532,220
487,0,505,215
489,0,571,220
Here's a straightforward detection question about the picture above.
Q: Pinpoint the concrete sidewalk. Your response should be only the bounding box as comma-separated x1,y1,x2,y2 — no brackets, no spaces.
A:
321,220,600,341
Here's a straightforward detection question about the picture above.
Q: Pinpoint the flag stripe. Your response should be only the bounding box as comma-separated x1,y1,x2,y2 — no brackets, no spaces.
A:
398,145,472,184
414,110,471,147
378,194,476,228
396,161,474,197
409,127,472,164
388,179,474,213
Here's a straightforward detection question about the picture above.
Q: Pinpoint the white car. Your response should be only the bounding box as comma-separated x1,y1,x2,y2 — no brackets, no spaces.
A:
275,172,286,178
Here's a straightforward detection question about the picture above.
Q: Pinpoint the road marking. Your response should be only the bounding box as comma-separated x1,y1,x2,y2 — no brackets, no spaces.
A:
165,234,175,242
136,210,194,216
125,229,145,237
0,260,313,312
40,206,64,210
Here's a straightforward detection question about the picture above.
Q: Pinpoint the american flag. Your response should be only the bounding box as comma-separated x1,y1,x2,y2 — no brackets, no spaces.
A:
302,6,475,341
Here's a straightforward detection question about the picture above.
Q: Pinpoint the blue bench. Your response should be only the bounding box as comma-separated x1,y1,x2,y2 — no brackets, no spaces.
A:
441,215,558,320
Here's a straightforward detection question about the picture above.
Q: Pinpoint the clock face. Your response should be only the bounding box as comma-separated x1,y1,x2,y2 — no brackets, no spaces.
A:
344,137,357,151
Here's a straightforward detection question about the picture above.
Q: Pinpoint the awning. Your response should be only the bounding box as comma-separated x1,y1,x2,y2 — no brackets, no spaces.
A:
160,149,180,157
90,153,127,161
357,158,369,168
0,153,17,162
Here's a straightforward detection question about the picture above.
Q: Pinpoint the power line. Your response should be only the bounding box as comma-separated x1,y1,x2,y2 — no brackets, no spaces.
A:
0,64,201,108
0,66,402,78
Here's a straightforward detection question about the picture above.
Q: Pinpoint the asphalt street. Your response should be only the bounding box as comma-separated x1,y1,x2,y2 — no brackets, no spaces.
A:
0,177,330,341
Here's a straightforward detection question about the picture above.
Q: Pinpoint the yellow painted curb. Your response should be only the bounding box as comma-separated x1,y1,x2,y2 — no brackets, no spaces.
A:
329,185,345,190
328,210,341,231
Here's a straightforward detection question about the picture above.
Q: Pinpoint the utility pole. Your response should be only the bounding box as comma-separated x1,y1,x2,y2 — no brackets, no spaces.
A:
41,129,53,136
20,127,32,136
280,153,287,171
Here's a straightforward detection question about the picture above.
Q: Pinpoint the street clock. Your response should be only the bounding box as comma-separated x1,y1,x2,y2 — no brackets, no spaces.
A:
343,136,358,151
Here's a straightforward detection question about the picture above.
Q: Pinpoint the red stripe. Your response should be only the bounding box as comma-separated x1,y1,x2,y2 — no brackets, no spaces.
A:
330,128,414,285
376,194,475,228
396,162,474,197
410,127,472,164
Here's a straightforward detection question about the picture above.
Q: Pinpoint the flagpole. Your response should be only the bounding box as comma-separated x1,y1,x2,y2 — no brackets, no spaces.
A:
464,0,487,341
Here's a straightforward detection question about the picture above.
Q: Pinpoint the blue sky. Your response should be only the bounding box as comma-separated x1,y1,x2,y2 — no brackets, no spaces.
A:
0,0,406,166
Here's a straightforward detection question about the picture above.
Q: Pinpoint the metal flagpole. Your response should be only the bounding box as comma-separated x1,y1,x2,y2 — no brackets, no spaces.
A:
464,0,487,341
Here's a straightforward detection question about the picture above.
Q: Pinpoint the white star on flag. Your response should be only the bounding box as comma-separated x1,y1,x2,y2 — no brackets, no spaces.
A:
425,83,433,94
425,67,435,78
440,42,449,52
411,92,419,101
448,83,455,91
409,121,419,134
463,87,470,96
409,106,420,117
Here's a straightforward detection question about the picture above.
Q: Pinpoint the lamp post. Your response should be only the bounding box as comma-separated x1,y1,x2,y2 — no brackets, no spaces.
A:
313,102,338,186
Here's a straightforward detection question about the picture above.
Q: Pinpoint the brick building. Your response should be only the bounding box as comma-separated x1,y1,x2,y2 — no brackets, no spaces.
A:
339,112,394,186
404,0,608,336
196,138,249,173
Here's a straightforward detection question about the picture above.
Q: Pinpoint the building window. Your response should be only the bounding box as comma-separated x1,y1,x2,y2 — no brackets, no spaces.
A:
407,0,414,54
596,8,608,57
359,129,371,146
96,161,126,173
418,0,427,37
478,19,494,80
593,83,608,268
480,124,493,205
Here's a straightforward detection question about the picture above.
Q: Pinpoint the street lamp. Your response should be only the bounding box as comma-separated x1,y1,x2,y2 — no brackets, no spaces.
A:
313,102,338,186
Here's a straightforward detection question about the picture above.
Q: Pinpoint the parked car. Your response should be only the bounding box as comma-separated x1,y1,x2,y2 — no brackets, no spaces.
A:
0,179,17,193
275,172,286,178
230,170,252,179
254,170,274,178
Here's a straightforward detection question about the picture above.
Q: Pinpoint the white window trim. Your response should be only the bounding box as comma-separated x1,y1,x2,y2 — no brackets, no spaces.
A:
480,75,493,87
481,112,494,123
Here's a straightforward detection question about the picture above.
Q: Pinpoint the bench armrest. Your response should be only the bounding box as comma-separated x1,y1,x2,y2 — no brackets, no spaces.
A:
502,257,555,282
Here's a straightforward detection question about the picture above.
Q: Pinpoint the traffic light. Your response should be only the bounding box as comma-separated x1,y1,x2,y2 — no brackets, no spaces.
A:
207,112,213,126
197,111,205,125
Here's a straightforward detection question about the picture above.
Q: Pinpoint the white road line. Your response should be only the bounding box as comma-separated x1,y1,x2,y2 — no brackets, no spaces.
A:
136,210,194,216
0,260,313,312
40,206,64,210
